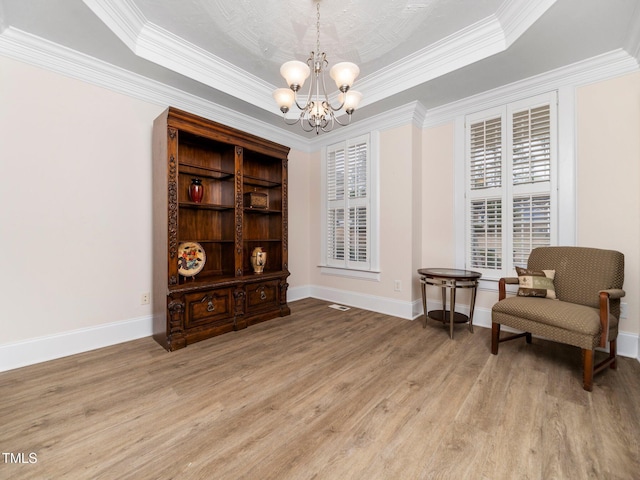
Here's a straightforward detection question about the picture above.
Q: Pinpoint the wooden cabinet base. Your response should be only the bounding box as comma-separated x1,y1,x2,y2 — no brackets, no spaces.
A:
155,273,290,351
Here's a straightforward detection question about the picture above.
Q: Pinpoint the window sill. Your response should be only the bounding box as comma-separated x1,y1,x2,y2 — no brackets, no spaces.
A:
318,266,381,281
477,277,519,294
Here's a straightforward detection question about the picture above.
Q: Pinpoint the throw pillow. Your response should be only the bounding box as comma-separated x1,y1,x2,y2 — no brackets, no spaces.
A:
516,267,557,299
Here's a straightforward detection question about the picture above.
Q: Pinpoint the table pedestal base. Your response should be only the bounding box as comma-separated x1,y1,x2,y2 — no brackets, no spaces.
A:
418,268,481,339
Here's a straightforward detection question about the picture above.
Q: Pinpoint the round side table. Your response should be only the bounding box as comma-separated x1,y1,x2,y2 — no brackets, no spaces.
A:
417,268,482,339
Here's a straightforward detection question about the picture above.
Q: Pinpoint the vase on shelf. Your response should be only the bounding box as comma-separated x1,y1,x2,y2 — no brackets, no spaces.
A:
251,247,266,274
189,178,204,203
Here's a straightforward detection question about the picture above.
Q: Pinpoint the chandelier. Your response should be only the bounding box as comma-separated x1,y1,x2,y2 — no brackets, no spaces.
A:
272,1,362,135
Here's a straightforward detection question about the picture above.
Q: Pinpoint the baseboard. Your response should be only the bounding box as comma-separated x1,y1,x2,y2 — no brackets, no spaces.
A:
308,285,416,319
0,315,153,372
288,285,312,302
2,289,638,372
299,287,640,360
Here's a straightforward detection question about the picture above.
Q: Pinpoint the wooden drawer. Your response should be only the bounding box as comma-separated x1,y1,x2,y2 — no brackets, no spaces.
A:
184,288,233,329
246,280,279,312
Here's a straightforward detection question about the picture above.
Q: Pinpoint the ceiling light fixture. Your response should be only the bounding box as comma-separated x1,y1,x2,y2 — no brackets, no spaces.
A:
273,0,362,135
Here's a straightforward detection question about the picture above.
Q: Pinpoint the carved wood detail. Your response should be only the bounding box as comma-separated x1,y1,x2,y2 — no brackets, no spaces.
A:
279,280,289,305
234,288,246,316
168,146,178,260
235,170,243,257
283,176,288,253
167,298,185,336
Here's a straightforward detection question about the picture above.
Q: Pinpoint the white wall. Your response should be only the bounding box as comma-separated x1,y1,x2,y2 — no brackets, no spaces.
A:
576,72,640,336
0,55,315,370
307,124,422,318
417,71,640,357
421,122,456,269
0,56,164,347
286,148,312,299
1,55,638,370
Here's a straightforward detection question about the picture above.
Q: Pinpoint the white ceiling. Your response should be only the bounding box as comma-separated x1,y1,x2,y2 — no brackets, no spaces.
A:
1,0,639,141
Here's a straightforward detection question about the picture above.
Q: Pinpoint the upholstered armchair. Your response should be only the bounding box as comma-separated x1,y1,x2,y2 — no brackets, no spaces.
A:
491,246,625,391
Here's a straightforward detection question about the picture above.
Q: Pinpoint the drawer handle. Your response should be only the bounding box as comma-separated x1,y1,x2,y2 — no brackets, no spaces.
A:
201,295,216,312
257,286,267,301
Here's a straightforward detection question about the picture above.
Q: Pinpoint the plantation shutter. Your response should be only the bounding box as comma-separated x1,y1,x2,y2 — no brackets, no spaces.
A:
326,135,370,269
466,92,556,278
469,198,503,270
467,111,505,275
348,206,367,262
327,208,344,261
469,117,502,190
512,195,551,267
327,146,345,265
348,140,367,198
509,101,553,268
512,105,551,185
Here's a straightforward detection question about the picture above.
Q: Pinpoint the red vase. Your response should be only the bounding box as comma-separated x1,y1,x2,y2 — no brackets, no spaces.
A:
189,178,203,203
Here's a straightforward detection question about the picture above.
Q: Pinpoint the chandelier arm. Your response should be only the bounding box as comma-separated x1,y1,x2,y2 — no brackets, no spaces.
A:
290,81,310,112
327,95,347,112
298,114,316,133
315,60,323,111
319,64,349,113
300,53,319,111
331,113,353,127
318,66,337,112
321,112,335,133
282,114,302,126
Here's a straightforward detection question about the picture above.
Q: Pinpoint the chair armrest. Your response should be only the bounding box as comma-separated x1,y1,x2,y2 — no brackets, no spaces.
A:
599,288,626,300
498,277,519,301
598,289,626,347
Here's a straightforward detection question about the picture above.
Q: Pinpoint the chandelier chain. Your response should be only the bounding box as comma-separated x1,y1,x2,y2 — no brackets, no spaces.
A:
316,2,321,55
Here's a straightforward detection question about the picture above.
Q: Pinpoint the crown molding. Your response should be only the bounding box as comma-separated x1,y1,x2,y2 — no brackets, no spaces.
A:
134,22,277,114
497,0,557,46
423,49,640,128
357,0,555,109
306,101,427,150
0,27,309,152
81,0,145,51
357,16,505,108
625,1,640,63
3,20,636,155
82,0,554,115
0,25,419,153
82,0,279,114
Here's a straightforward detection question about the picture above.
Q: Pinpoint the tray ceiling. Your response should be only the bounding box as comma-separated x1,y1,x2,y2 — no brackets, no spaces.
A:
1,0,638,140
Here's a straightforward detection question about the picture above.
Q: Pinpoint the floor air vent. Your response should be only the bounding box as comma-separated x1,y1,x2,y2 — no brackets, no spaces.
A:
328,304,351,311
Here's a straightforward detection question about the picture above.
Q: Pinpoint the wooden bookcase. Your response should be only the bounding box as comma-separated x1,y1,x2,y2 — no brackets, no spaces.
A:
152,107,290,351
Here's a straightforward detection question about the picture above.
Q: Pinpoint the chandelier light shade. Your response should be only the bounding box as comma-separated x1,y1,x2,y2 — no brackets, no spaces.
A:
273,1,362,134
329,62,360,90
339,90,363,114
280,61,311,90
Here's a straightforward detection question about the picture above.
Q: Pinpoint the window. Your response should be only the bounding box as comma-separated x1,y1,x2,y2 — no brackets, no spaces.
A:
322,133,378,276
465,92,557,279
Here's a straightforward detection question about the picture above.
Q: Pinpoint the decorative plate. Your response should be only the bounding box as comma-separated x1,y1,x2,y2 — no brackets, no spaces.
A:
177,242,206,277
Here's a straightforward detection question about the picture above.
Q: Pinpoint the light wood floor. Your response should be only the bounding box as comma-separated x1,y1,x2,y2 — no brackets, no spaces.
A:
1,298,639,480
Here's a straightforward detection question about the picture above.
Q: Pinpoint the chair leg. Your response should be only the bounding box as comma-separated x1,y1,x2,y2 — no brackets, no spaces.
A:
609,339,617,370
582,348,594,392
491,323,500,355
525,332,532,344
